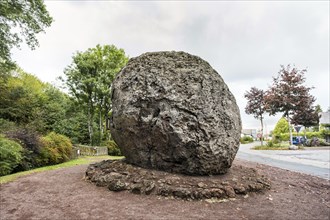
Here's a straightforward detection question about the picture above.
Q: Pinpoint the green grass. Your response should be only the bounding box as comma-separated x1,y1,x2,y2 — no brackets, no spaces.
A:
253,142,304,150
253,145,290,150
0,155,123,184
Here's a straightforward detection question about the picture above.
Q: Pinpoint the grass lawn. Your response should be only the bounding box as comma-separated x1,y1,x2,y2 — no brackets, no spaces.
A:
253,142,304,150
0,155,123,184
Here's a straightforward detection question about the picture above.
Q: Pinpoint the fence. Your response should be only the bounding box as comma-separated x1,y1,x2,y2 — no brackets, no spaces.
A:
73,145,108,156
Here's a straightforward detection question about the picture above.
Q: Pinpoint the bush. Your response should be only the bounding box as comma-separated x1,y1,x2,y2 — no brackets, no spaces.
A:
0,119,16,133
5,128,43,171
266,140,286,148
319,139,330,146
0,136,23,176
274,132,323,142
240,136,254,144
40,132,73,165
102,140,122,156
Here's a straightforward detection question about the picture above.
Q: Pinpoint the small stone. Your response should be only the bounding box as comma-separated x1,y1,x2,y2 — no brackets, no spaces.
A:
197,182,206,188
224,186,236,198
144,180,155,195
233,185,246,194
108,179,127,192
131,184,143,194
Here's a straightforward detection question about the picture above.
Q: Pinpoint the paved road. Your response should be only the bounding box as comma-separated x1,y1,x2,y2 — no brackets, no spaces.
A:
236,142,330,180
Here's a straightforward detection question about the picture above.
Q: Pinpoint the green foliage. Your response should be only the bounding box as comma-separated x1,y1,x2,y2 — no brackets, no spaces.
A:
102,140,122,156
0,136,23,176
318,139,330,146
253,141,294,150
0,118,16,133
274,131,323,141
1,70,91,143
273,117,290,135
0,0,53,74
279,133,290,141
240,136,254,144
320,125,330,136
40,132,73,165
0,155,121,183
5,128,42,171
64,44,128,145
0,70,45,125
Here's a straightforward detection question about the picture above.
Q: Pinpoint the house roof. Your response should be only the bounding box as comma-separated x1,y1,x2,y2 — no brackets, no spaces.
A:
319,112,330,125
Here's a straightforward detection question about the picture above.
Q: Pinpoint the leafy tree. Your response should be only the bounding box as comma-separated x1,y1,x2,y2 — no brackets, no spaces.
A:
291,98,320,136
273,117,290,135
0,69,89,143
64,44,128,145
310,104,323,131
0,69,45,125
52,99,90,144
265,65,316,145
244,87,266,146
0,0,53,75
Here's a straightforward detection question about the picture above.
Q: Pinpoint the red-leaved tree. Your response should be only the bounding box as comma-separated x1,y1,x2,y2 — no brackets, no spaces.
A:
265,65,316,145
291,96,320,137
244,87,266,146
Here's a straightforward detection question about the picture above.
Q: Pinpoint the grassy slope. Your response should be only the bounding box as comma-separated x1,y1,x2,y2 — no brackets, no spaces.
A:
0,155,123,184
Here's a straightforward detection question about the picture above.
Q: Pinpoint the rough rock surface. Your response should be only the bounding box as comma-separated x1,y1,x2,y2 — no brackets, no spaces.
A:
110,51,241,175
85,160,271,201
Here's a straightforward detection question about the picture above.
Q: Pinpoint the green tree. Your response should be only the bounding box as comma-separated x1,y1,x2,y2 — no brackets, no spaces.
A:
0,0,53,75
0,69,45,125
273,117,290,136
0,69,88,142
64,44,128,145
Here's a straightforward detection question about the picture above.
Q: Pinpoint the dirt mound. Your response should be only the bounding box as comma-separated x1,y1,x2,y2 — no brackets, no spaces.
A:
85,159,271,200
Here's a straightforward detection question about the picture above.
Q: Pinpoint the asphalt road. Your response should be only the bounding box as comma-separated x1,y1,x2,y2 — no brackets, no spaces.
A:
236,142,330,180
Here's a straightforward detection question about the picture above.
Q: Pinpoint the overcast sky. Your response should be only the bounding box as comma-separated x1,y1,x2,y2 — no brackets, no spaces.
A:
12,1,329,133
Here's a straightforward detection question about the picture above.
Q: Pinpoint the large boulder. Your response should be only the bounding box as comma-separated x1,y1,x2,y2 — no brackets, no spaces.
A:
110,51,241,175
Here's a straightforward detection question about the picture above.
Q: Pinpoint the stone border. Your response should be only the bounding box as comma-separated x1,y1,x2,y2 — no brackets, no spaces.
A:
86,160,271,201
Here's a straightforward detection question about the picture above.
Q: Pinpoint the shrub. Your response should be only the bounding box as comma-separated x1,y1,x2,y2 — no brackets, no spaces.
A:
0,136,23,176
319,139,330,146
240,136,254,144
267,140,274,147
0,119,16,133
41,132,73,165
102,140,122,156
5,128,43,171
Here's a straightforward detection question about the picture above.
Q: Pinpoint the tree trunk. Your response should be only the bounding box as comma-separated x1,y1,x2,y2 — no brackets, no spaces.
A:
288,115,293,145
88,99,93,146
260,117,264,146
99,103,103,145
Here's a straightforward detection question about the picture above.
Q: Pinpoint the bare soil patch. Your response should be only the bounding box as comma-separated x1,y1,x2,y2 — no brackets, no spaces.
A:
0,159,329,220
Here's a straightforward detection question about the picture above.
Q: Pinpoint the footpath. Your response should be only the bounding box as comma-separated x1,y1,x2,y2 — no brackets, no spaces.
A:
237,142,330,180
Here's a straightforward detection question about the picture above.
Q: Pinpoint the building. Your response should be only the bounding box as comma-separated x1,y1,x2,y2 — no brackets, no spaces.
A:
319,111,330,142
241,129,257,140
319,112,330,126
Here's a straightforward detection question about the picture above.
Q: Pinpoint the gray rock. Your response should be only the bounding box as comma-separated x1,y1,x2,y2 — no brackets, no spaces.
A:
110,51,241,175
